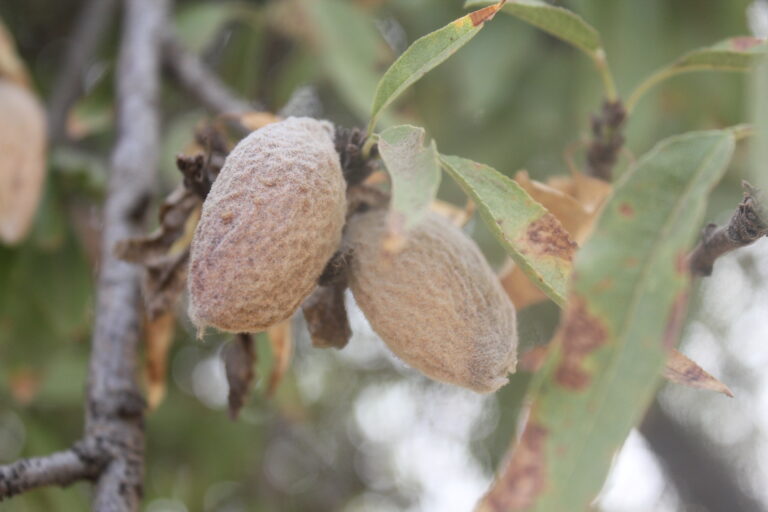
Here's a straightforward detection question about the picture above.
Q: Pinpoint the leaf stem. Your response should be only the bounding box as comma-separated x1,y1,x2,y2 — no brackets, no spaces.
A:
625,68,675,114
362,133,379,160
593,48,618,102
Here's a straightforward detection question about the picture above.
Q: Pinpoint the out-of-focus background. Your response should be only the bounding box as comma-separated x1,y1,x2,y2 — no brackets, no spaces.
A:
0,0,767,510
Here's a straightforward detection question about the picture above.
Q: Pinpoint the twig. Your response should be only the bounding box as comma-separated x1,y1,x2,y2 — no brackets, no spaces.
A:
84,0,168,509
689,181,768,276
0,442,106,499
47,0,119,143
162,33,253,116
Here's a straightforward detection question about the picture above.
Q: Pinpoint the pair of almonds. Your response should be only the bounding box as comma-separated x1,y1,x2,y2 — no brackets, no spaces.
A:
188,117,517,393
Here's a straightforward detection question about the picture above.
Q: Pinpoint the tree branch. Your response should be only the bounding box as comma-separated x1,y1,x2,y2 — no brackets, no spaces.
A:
0,442,106,500
47,0,119,143
689,181,768,276
162,33,253,116
84,0,168,509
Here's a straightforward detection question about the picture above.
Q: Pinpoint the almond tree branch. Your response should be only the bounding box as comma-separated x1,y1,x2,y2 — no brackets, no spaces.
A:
0,442,107,499
689,181,768,276
84,0,168,509
48,0,119,143
161,33,253,116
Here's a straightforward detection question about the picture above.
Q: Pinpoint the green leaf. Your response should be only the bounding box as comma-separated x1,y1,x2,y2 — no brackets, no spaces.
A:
478,130,735,511
464,0,617,100
440,155,575,307
368,1,506,134
302,0,386,121
627,36,767,112
465,0,602,57
378,126,441,248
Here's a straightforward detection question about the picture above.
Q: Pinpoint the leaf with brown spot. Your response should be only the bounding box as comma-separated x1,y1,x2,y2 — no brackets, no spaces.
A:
664,349,733,397
224,333,256,420
302,283,351,349
482,130,736,510
500,170,612,309
441,155,576,307
145,312,176,410
266,320,294,397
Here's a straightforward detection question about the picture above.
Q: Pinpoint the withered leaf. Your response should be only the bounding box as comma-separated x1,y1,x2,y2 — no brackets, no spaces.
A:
0,80,47,245
266,320,294,397
145,311,176,410
224,333,256,420
664,348,733,397
302,283,352,349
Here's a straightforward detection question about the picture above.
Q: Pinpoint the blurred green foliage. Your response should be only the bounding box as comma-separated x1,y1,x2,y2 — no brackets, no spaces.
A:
0,0,758,510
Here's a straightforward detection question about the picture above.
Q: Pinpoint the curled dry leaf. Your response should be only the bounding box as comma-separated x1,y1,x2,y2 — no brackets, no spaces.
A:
145,311,176,410
266,320,294,397
500,170,612,309
224,333,256,420
0,80,47,245
663,348,733,397
302,282,352,349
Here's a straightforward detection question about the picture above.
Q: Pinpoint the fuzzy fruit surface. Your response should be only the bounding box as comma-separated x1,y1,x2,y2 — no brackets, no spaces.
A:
347,210,518,393
188,117,346,333
0,79,47,245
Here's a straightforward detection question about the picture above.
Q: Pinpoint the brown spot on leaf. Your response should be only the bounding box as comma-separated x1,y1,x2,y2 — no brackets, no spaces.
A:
555,299,608,390
479,422,548,511
469,1,506,27
618,202,634,217
731,36,764,51
523,214,578,261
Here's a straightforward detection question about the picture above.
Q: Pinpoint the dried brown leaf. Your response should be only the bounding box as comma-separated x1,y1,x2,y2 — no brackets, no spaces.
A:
224,333,257,420
266,320,294,397
0,21,30,87
145,312,176,410
302,283,352,349
115,187,200,265
663,348,733,397
0,80,47,245
237,111,281,131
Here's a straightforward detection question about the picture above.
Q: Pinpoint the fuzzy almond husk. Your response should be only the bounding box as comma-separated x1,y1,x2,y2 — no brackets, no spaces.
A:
0,79,47,245
188,117,346,333
347,210,518,393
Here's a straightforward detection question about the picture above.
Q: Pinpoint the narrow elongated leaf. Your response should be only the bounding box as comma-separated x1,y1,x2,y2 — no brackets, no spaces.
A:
465,0,602,58
479,130,735,512
628,37,767,111
368,1,506,133
379,125,441,250
440,155,576,307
